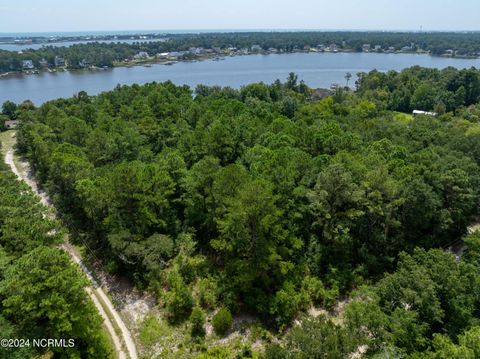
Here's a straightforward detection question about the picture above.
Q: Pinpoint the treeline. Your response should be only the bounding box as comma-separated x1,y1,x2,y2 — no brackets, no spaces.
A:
356,66,480,113
168,31,480,55
2,31,480,72
0,157,113,357
13,70,480,333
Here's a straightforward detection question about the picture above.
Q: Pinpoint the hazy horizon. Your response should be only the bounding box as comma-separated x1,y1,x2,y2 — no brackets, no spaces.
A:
3,29,480,37
1,0,479,33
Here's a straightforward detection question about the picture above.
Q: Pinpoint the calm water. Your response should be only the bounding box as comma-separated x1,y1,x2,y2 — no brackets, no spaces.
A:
1,52,479,105
0,39,166,51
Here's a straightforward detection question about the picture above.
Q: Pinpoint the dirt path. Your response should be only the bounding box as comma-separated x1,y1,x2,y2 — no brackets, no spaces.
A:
3,142,137,359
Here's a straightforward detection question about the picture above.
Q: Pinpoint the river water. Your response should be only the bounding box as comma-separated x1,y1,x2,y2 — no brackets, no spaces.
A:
0,52,479,105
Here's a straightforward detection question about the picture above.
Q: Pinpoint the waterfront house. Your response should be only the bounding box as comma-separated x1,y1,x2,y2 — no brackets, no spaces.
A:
328,43,338,52
39,58,49,67
188,47,204,55
362,44,371,52
133,51,149,60
251,44,262,52
54,56,65,67
22,60,34,70
168,51,183,60
78,59,90,68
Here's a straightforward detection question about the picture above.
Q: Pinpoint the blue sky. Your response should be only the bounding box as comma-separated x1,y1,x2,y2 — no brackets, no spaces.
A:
1,0,479,33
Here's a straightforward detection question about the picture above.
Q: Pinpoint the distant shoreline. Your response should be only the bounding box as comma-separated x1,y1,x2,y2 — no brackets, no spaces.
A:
1,49,478,79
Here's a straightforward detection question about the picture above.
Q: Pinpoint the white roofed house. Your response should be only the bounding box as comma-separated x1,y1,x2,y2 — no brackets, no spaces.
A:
412,110,438,117
156,52,169,59
22,60,34,70
133,51,149,60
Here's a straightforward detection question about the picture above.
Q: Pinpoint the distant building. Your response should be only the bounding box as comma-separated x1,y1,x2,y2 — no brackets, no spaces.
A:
374,45,382,51
78,59,90,68
317,44,325,51
54,56,65,67
310,88,331,101
5,120,18,129
328,43,338,52
22,60,34,69
362,44,371,52
413,110,438,117
39,58,49,67
156,52,169,59
400,46,412,53
188,47,204,55
167,51,183,60
251,44,262,52
133,51,149,60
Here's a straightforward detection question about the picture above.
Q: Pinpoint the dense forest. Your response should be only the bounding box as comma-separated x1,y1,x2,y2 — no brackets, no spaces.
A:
0,151,113,357
2,31,480,72
3,66,479,357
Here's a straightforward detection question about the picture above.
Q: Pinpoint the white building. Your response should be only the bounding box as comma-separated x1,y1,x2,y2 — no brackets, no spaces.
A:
133,51,149,60
54,56,65,67
413,110,438,117
22,60,34,69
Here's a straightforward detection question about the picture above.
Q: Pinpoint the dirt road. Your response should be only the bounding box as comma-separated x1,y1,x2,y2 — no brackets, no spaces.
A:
4,142,137,359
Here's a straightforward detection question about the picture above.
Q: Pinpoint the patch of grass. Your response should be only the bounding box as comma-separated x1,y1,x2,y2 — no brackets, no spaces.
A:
138,315,174,348
394,111,413,124
0,130,15,155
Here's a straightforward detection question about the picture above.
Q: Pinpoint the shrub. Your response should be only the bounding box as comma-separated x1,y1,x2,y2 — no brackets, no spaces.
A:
212,307,233,336
270,281,309,326
198,277,218,309
190,307,206,337
165,275,194,323
302,276,339,308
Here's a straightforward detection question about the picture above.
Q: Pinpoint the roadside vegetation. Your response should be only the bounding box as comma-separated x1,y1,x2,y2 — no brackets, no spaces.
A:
0,135,114,358
3,66,480,357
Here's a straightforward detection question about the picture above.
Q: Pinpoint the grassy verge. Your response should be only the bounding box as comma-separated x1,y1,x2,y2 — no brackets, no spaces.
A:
0,130,15,156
